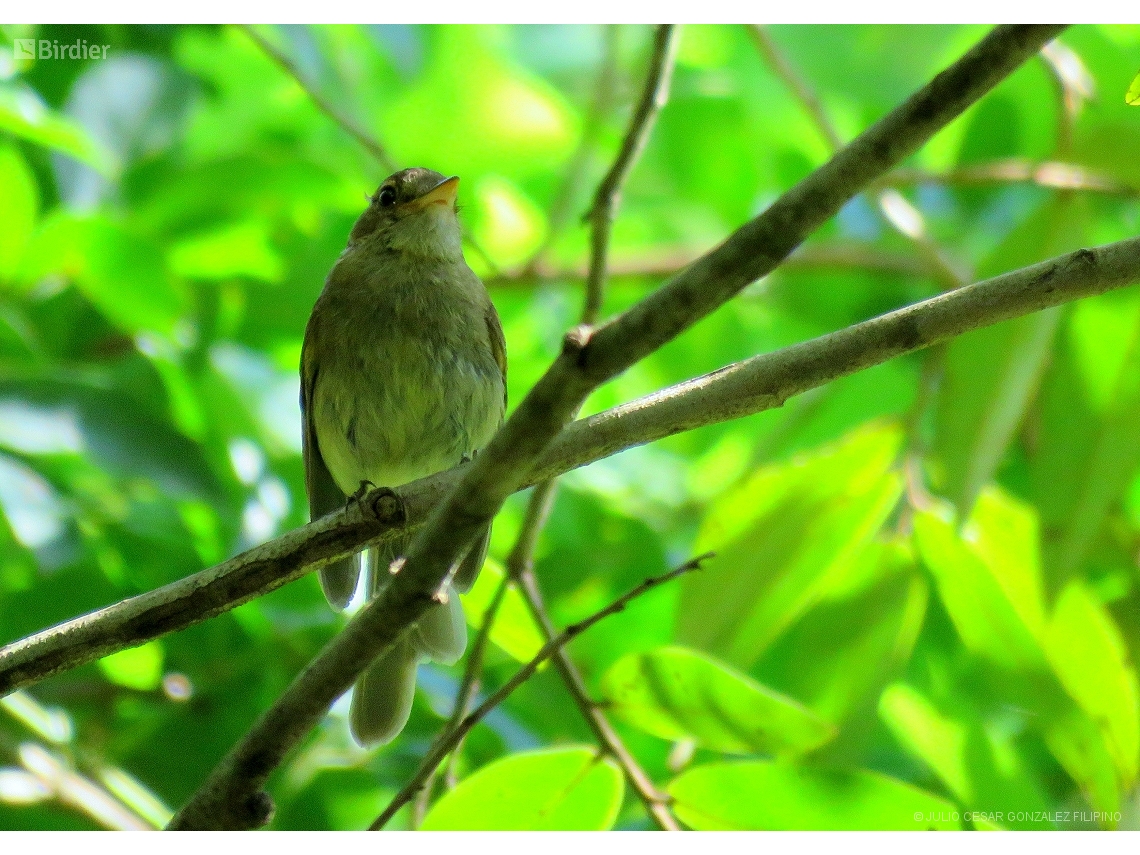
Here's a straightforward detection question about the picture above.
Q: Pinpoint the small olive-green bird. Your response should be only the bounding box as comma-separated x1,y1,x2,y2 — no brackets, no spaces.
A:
301,168,506,746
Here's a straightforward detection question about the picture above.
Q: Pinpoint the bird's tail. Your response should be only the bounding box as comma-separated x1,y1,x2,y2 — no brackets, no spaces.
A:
348,526,489,746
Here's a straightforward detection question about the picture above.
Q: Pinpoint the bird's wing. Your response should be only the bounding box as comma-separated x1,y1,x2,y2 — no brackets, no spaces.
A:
485,301,508,410
301,317,357,608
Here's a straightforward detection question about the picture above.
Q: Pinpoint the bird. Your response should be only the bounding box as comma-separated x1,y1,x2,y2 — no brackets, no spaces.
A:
300,167,506,746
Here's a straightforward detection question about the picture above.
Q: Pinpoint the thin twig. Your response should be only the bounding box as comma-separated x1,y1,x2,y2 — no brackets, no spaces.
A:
239,25,397,172
515,567,680,830
747,24,843,151
583,24,680,325
749,24,968,291
524,25,623,276
368,553,709,830
490,241,931,288
886,160,1136,196
240,24,498,274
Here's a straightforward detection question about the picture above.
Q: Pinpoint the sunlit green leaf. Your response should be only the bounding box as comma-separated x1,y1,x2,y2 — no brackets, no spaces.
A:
1044,581,1140,786
929,197,1088,517
601,645,834,755
879,683,1052,828
1126,69,1140,104
912,488,1048,671
0,145,38,278
678,422,904,668
421,747,623,830
669,760,960,830
168,220,285,282
1032,289,1140,581
755,541,928,733
98,641,164,691
459,558,544,663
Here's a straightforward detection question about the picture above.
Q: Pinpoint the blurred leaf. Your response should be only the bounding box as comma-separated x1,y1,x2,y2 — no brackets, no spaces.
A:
0,144,39,278
1032,289,1140,584
929,197,1088,516
0,691,72,745
98,641,164,691
1126,69,1140,105
383,26,578,179
755,541,928,741
879,683,1052,828
668,760,959,830
678,422,903,668
912,488,1048,671
601,645,834,755
0,375,221,501
1043,703,1121,816
459,558,544,664
54,54,195,209
168,220,285,282
0,769,53,806
0,83,114,173
1044,580,1140,787
17,213,183,334
468,175,546,269
420,746,623,830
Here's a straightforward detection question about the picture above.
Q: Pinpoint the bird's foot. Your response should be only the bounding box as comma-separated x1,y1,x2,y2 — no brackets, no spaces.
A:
346,480,376,507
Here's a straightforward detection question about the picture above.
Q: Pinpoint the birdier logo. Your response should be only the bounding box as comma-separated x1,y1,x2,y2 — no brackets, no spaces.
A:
13,38,109,63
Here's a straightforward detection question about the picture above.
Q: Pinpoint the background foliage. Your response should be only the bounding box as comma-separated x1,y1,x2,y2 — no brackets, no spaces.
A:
1,23,1139,831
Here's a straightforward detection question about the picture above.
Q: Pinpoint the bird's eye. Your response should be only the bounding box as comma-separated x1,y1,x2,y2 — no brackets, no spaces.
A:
377,186,397,207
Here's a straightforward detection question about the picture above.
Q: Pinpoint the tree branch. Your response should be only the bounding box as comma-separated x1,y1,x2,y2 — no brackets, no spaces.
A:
366,554,707,830
489,241,931,289
240,25,397,172
583,24,679,324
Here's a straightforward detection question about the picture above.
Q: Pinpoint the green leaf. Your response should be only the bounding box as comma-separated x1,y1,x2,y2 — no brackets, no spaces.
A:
0,145,38,278
601,645,834,755
1042,704,1121,817
929,196,1089,516
669,760,960,830
677,423,903,668
17,213,183,334
1044,581,1140,787
0,84,114,173
912,488,1048,671
168,220,285,282
459,559,545,663
929,311,1060,515
1032,289,1140,582
420,747,623,830
879,683,1052,828
98,642,164,691
1126,69,1140,105
754,541,928,736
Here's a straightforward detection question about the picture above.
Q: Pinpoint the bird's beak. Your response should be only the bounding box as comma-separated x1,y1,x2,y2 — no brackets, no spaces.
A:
410,176,460,211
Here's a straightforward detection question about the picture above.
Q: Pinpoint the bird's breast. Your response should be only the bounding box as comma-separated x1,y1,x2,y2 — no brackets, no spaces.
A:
311,319,504,495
